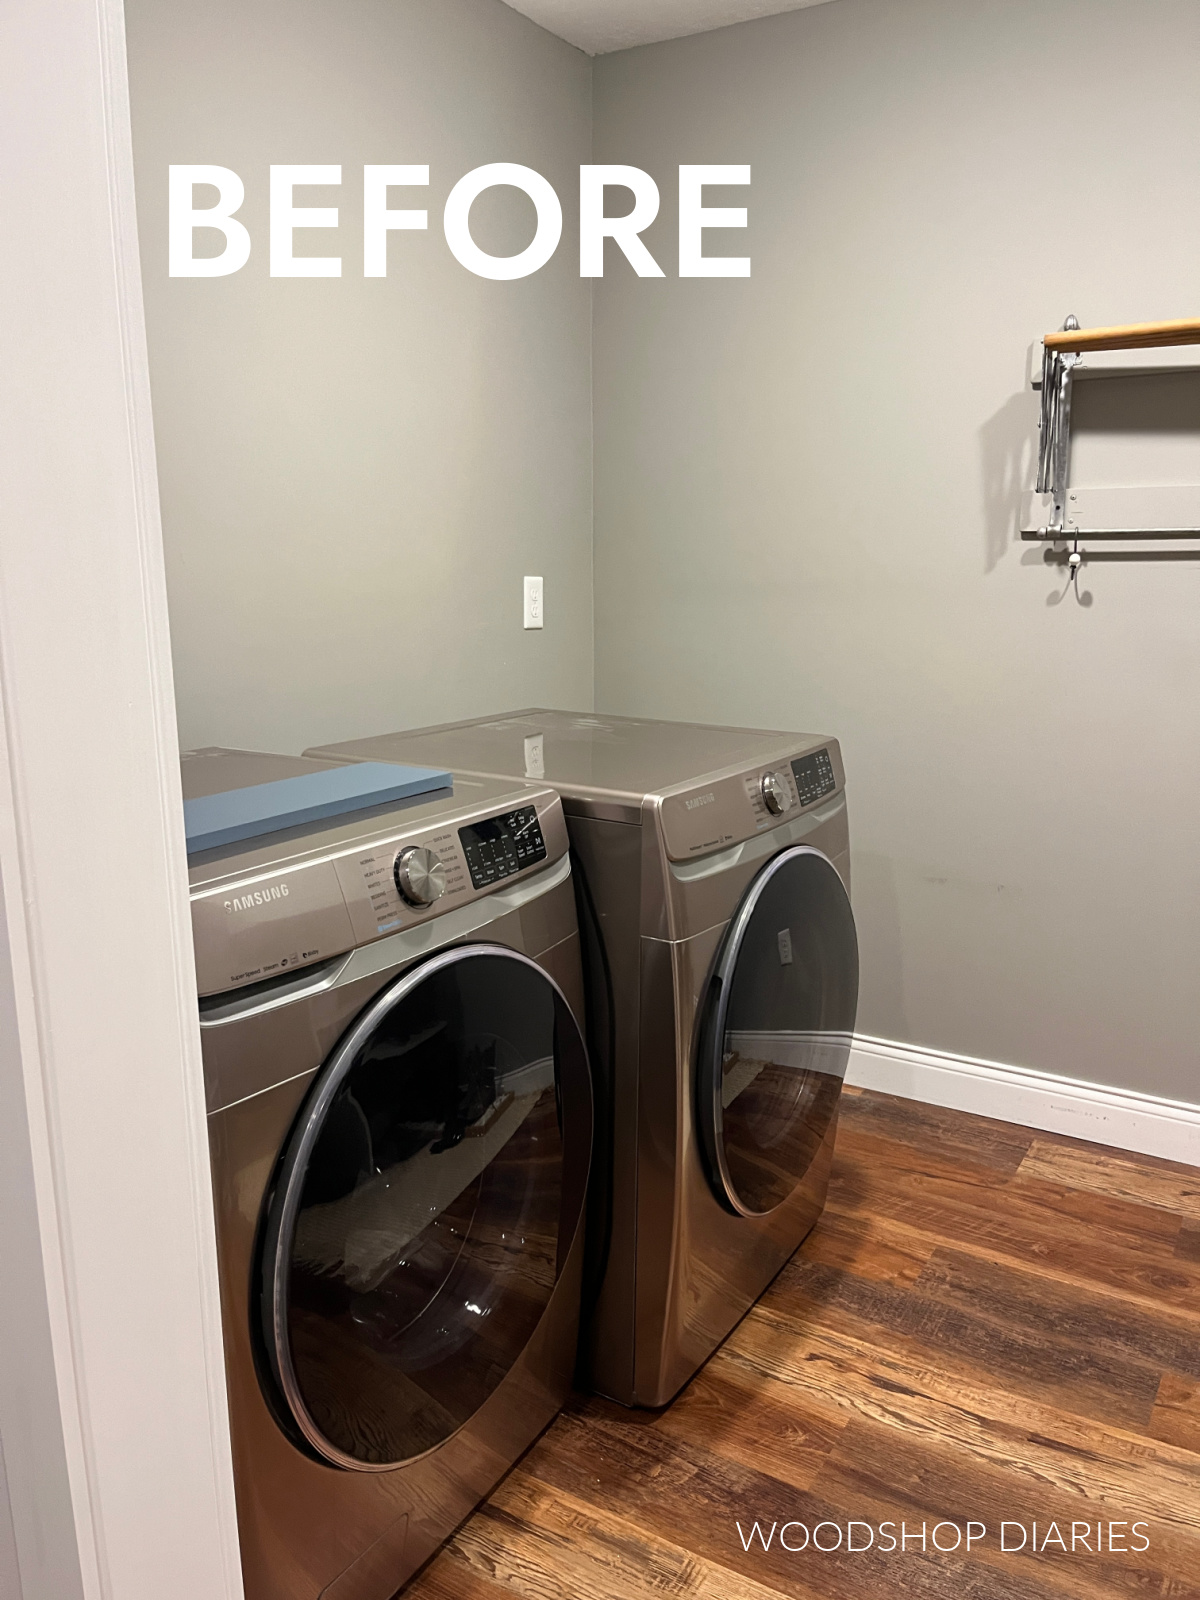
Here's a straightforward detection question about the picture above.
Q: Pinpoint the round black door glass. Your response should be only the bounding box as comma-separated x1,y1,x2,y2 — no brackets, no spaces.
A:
261,947,588,1470
700,847,858,1216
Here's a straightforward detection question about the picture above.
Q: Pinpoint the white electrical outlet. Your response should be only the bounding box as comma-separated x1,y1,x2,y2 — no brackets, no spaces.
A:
523,575,544,629
524,732,545,778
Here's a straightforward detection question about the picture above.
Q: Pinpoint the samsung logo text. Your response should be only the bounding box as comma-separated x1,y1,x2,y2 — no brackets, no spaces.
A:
224,883,290,913
169,164,750,281
685,792,717,811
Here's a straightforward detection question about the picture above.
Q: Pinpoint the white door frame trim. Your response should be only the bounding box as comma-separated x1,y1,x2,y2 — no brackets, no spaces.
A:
0,0,242,1596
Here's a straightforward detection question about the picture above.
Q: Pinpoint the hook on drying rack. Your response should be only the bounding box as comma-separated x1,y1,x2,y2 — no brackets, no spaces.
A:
1067,538,1083,595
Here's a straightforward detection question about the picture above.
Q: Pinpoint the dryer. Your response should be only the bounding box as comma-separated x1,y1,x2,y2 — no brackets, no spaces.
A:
306,713,858,1408
183,749,591,1599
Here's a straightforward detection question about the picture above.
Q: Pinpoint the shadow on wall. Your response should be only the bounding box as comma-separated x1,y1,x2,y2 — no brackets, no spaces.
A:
979,391,1038,573
848,849,910,1044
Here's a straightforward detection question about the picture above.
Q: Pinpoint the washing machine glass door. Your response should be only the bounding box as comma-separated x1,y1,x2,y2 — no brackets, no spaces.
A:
259,944,590,1471
698,845,858,1217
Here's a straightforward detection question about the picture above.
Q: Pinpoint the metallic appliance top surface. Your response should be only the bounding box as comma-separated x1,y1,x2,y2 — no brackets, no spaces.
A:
313,711,815,800
183,749,550,886
308,710,844,856
181,745,348,799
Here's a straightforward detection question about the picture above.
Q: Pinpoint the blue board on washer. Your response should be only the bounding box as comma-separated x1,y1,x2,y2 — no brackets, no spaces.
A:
184,762,453,854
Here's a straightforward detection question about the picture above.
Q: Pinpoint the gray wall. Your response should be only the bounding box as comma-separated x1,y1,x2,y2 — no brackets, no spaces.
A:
592,0,1200,1099
127,0,593,754
129,0,1200,1102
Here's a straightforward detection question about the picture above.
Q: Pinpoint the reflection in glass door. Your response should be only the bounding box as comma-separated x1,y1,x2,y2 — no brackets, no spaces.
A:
697,847,858,1217
258,945,590,1469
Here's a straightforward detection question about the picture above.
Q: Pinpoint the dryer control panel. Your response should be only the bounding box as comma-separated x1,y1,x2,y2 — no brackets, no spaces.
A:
656,737,846,861
791,747,837,807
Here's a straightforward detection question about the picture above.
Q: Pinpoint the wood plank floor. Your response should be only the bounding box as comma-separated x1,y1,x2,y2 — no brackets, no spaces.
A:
405,1088,1200,1599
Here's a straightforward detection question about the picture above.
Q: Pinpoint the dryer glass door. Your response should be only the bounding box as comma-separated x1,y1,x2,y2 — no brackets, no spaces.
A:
698,845,858,1217
259,945,590,1471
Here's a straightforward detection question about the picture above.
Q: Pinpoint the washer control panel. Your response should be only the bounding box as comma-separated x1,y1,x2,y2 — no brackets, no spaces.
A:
458,805,546,889
190,783,567,997
791,747,836,807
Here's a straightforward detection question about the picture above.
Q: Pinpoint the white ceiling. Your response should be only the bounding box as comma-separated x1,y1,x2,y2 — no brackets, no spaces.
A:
498,0,837,56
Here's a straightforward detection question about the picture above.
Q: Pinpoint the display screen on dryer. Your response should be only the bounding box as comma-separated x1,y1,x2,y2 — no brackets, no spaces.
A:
791,748,836,806
459,806,546,888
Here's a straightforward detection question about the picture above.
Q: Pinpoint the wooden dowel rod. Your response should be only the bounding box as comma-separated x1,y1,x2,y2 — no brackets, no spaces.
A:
1044,317,1200,353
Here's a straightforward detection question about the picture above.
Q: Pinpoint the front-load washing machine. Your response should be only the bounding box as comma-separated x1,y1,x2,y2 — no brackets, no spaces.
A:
183,748,592,1599
306,712,858,1408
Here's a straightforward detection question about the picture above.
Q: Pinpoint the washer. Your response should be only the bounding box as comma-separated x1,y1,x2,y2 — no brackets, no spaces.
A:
306,712,858,1408
184,748,592,1600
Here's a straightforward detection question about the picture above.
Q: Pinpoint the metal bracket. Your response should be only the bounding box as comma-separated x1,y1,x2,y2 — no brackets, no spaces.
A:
1035,315,1080,533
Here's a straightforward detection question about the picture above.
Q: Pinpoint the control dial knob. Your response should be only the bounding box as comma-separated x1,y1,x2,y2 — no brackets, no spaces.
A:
394,846,446,907
760,770,792,816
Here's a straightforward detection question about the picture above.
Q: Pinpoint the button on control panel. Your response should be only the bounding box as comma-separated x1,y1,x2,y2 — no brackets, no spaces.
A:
791,747,836,807
458,805,546,889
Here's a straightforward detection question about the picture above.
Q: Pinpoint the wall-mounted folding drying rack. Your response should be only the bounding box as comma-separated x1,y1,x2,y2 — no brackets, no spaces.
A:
1021,313,1200,544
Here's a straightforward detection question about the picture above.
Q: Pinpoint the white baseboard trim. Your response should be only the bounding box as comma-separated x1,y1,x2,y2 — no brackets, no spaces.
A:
846,1034,1200,1167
